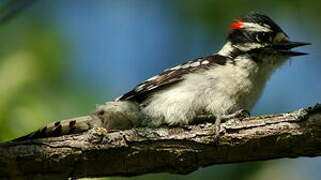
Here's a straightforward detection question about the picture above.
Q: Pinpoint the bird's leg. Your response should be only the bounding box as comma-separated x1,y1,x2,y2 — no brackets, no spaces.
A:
221,109,250,120
214,117,222,140
214,109,250,140
194,109,250,140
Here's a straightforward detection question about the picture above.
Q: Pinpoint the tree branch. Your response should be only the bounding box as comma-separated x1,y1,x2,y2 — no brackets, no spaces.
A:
1,105,321,180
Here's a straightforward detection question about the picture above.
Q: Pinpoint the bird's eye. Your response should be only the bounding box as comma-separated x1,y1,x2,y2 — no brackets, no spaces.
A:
256,32,271,43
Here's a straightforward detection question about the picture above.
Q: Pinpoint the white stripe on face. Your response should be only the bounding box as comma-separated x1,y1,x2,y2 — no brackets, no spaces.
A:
242,22,271,32
234,42,266,52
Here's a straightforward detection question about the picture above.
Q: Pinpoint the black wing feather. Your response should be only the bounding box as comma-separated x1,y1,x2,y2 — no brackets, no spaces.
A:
116,54,228,102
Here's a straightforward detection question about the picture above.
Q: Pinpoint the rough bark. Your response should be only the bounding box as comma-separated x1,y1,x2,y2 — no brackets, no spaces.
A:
1,104,321,180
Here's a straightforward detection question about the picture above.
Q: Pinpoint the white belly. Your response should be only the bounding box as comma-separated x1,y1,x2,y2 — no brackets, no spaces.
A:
142,56,278,126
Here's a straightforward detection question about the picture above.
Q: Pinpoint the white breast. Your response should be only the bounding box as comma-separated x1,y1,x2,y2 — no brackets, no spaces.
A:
141,55,284,126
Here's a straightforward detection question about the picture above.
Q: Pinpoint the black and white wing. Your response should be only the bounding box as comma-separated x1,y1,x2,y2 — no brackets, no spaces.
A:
116,54,228,102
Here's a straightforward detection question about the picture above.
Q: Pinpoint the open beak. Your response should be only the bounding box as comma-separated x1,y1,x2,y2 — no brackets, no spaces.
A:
273,41,311,56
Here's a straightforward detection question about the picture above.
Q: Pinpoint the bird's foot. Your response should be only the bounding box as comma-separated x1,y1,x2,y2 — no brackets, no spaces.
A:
221,109,250,120
213,109,250,141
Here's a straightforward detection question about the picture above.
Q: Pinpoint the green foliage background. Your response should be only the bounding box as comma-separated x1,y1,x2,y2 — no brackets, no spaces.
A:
0,0,320,180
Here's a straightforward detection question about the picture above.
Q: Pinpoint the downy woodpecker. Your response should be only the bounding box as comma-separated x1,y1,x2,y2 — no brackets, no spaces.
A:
16,12,310,140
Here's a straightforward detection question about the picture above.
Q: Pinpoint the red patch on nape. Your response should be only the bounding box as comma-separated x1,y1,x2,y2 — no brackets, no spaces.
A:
229,19,244,30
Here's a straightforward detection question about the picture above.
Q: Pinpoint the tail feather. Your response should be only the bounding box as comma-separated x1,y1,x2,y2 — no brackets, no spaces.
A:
12,101,144,142
13,116,93,141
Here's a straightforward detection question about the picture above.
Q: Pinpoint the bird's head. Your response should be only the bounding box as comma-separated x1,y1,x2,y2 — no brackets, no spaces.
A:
219,12,310,64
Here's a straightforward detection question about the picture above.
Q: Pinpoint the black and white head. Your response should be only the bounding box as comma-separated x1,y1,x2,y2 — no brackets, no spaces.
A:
219,12,310,63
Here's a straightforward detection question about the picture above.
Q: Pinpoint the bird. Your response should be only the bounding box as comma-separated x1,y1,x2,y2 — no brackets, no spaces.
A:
14,12,310,141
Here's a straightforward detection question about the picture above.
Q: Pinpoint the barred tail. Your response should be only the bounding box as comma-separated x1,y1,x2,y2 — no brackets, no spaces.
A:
13,116,93,141
12,101,144,141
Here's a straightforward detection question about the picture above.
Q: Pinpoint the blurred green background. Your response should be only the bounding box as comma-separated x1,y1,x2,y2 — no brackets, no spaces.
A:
0,0,320,180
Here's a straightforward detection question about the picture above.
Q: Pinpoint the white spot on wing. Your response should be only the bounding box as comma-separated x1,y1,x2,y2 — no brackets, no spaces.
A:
147,85,157,91
201,60,209,65
182,63,191,69
136,84,146,91
147,75,159,81
191,61,200,67
166,71,176,76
